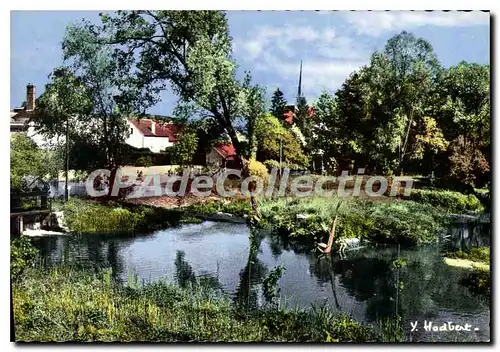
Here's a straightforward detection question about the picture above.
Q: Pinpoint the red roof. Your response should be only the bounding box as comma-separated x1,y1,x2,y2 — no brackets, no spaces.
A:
214,143,236,159
129,119,182,143
284,110,295,125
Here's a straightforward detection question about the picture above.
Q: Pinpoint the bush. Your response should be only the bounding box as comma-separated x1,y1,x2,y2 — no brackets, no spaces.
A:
260,197,447,246
408,189,484,213
263,159,280,171
135,156,153,167
11,236,39,279
461,267,490,296
248,160,268,180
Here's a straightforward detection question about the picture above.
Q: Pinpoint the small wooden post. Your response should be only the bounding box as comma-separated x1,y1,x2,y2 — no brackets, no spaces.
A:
317,215,338,254
18,215,23,235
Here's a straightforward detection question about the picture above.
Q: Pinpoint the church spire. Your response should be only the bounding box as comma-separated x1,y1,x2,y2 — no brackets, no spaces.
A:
297,60,303,99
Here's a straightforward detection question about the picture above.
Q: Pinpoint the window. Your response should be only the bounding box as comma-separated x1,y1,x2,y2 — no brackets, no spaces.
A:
130,128,133,135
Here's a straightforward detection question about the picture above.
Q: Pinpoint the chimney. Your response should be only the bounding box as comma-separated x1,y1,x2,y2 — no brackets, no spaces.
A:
26,83,35,111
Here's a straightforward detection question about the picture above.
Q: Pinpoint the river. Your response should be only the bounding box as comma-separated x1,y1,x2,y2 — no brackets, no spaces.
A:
31,219,490,342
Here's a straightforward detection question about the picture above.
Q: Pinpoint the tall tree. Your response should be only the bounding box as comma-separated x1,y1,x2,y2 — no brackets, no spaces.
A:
269,88,287,120
36,21,145,197
433,62,490,149
171,126,199,167
10,134,60,191
383,31,441,172
97,10,266,213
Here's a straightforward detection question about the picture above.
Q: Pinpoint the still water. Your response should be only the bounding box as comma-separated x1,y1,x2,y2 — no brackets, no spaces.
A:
32,220,490,342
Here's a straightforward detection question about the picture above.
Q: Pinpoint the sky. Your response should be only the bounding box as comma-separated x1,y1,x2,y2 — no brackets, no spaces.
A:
11,10,490,116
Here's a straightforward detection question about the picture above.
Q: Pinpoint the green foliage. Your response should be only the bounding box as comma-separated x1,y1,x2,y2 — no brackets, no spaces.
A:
98,11,263,162
262,265,286,306
269,88,287,120
408,188,484,213
461,267,490,296
446,247,489,264
11,236,39,279
61,199,185,233
377,315,405,342
13,265,386,342
35,21,141,172
10,134,59,191
330,314,378,342
255,113,308,167
260,197,446,246
171,127,199,166
247,160,268,181
135,156,153,167
63,200,146,233
434,62,490,145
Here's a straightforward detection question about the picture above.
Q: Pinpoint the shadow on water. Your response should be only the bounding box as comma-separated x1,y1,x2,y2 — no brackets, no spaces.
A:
31,218,490,341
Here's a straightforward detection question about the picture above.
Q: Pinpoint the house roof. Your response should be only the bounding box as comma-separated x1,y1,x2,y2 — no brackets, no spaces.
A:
129,119,182,142
214,143,236,159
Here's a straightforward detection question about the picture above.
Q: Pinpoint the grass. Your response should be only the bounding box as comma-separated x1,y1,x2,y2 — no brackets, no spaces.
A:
443,258,489,271
12,265,394,342
59,198,202,234
445,247,490,264
443,247,490,297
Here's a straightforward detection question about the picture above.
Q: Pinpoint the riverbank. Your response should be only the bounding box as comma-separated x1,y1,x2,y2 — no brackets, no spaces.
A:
53,186,485,248
13,265,399,342
443,247,490,296
53,197,251,234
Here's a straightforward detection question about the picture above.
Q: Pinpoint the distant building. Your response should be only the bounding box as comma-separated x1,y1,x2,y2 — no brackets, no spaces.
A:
126,118,182,153
206,142,240,169
10,84,61,148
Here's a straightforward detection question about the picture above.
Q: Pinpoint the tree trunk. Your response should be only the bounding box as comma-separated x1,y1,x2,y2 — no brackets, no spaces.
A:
65,114,70,202
225,125,261,219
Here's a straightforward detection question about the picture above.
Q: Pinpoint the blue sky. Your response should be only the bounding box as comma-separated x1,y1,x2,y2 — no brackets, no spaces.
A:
11,10,490,115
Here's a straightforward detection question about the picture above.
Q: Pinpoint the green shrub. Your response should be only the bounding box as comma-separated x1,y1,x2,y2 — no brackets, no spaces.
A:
248,160,269,181
260,197,446,246
11,236,39,279
408,189,484,213
461,267,490,296
263,159,280,171
135,156,153,167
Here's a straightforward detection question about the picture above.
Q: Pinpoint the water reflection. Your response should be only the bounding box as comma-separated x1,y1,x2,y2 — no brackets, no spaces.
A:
174,250,222,291
31,219,490,341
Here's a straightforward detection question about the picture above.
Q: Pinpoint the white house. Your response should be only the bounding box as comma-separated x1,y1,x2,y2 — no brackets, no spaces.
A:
125,118,181,153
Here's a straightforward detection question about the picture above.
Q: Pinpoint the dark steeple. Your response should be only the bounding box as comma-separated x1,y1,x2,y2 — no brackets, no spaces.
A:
297,60,303,99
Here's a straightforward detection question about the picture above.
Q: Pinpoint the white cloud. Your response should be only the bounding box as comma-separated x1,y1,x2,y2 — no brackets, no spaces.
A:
233,23,369,98
256,51,365,99
344,11,489,37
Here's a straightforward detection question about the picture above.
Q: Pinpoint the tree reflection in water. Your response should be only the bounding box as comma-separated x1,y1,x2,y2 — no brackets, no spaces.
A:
233,227,268,313
174,250,222,291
